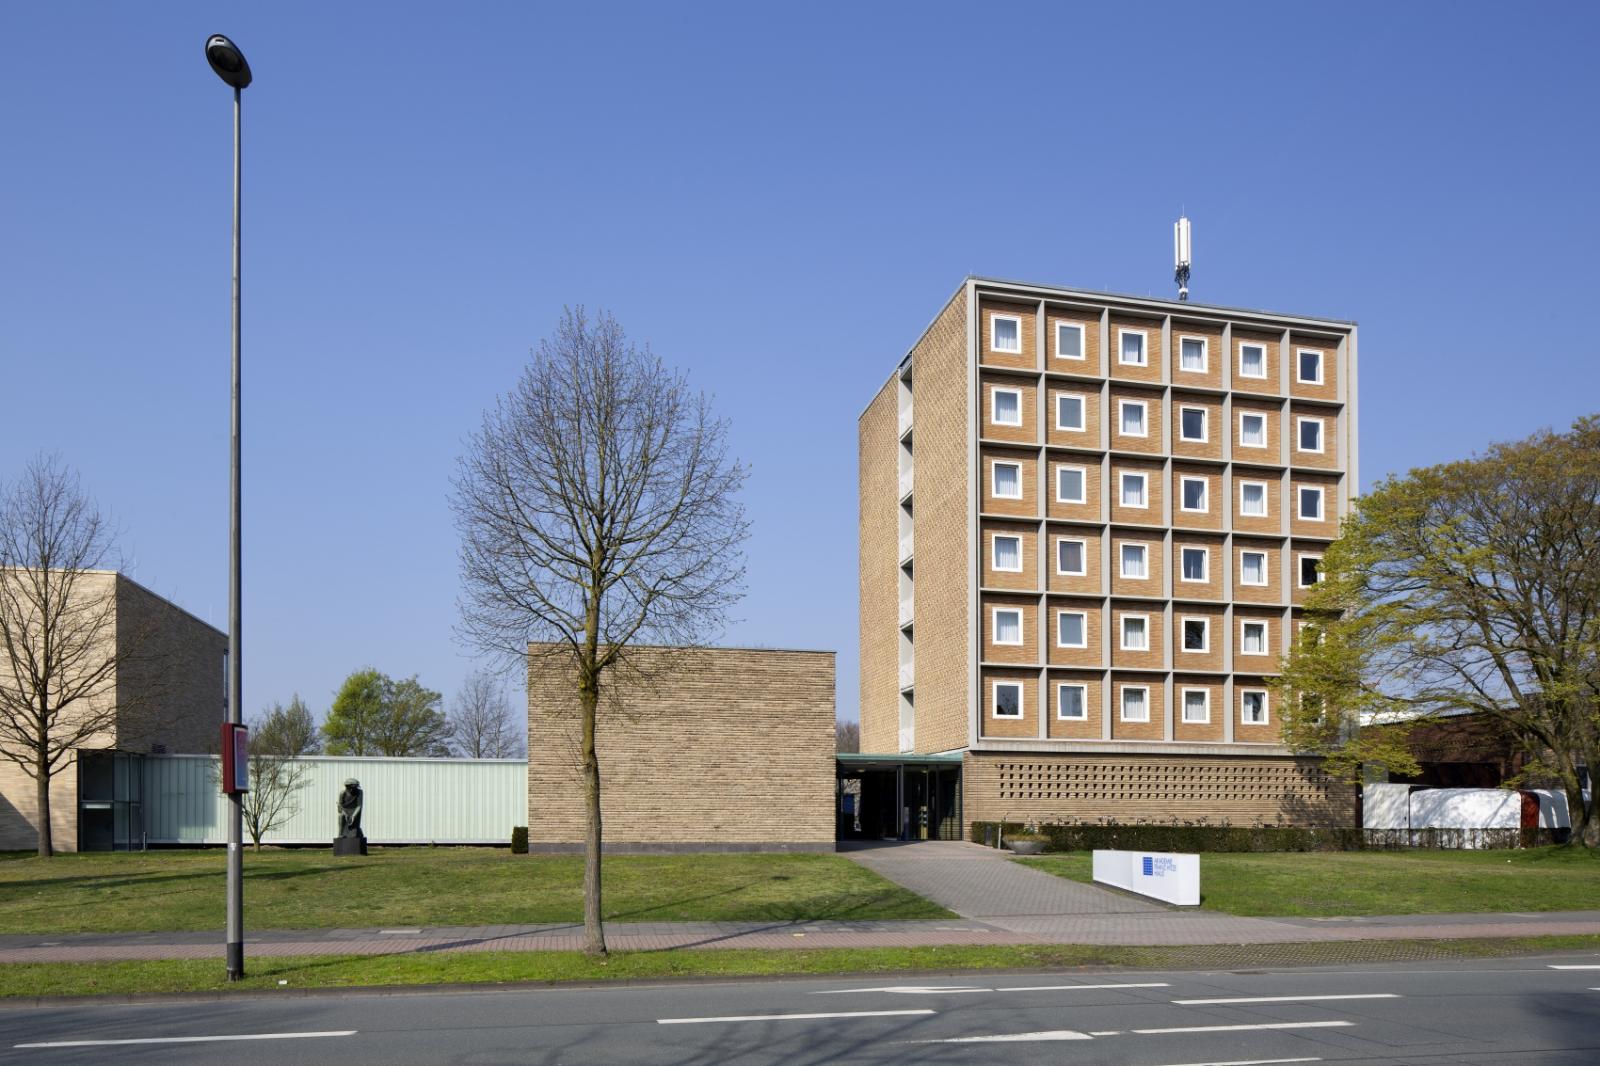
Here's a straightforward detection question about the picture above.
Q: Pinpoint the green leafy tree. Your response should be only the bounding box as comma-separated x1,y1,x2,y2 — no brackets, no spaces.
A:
322,669,452,757
1278,416,1600,844
322,669,385,756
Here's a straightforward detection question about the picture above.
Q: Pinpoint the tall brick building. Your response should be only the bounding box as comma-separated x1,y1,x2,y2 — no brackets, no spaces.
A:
859,277,1360,837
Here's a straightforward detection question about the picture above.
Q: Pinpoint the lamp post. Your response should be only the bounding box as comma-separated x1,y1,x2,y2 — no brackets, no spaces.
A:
205,32,251,983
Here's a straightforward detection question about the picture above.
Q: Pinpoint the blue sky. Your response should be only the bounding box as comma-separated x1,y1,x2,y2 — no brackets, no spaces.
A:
3,2,1596,730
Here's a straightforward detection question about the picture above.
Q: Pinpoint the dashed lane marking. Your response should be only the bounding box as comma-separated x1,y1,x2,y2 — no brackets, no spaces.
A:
16,1031,357,1049
658,1010,935,1025
1172,993,1399,1005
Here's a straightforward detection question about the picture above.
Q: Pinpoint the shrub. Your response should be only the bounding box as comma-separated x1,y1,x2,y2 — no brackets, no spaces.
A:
970,821,1560,852
510,826,529,854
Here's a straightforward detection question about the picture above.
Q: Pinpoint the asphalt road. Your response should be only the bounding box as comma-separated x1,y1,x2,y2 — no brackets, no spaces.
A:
2,955,1598,1065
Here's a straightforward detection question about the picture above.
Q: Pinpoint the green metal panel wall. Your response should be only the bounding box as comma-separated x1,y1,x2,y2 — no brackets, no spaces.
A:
142,755,527,845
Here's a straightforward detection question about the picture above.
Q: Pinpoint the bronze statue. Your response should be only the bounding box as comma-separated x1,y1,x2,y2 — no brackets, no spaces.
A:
333,777,368,856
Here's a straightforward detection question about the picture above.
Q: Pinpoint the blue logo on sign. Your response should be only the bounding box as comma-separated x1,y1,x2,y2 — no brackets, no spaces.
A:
1141,857,1153,876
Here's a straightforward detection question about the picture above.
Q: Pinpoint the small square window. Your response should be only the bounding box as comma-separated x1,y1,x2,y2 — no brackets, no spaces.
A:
992,461,1022,499
992,534,1022,572
1119,400,1148,437
1056,465,1086,504
1239,343,1266,379
1182,618,1208,652
1057,538,1086,576
1182,688,1210,723
1241,690,1269,725
1121,615,1149,650
1119,330,1147,366
991,315,1022,354
1297,349,1323,384
1057,611,1086,648
1240,482,1268,517
1120,686,1149,722
1120,472,1148,508
1299,555,1323,587
1240,620,1268,656
1179,337,1207,372
1180,476,1208,512
1057,683,1087,720
993,681,1023,718
1299,486,1324,520
1298,418,1323,453
991,388,1022,427
1180,546,1208,582
1120,543,1148,579
993,608,1023,645
1240,550,1268,586
1179,407,1207,442
1056,393,1085,432
1240,412,1267,448
1055,322,1084,360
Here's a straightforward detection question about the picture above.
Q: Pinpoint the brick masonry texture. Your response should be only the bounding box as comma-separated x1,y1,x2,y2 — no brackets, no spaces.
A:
858,376,899,756
527,645,835,848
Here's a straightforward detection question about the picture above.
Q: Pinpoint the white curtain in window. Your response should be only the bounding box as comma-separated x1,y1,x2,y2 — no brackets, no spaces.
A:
1185,691,1207,721
995,611,1021,643
1123,689,1147,720
1181,338,1204,369
1241,415,1265,447
995,464,1020,497
1123,618,1147,649
994,318,1019,351
1242,553,1265,584
1242,484,1266,515
1243,692,1266,722
994,390,1020,424
1242,625,1266,655
1183,480,1206,510
994,537,1020,570
1241,346,1264,376
1121,404,1145,435
1122,475,1145,506
1121,333,1143,363
1121,545,1146,578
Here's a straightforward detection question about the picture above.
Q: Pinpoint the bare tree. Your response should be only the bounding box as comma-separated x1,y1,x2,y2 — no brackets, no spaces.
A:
450,669,526,759
0,456,157,857
835,720,860,753
453,307,748,955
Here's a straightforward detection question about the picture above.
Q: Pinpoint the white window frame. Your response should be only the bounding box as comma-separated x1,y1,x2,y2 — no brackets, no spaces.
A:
1239,480,1269,518
990,313,1023,354
1120,613,1150,651
991,460,1023,500
1055,464,1086,505
1240,688,1270,726
1179,545,1209,583
1298,485,1325,521
990,533,1023,574
1298,552,1324,588
1296,416,1324,454
1054,321,1086,361
1238,410,1269,449
1056,610,1088,649
1119,542,1149,580
1117,328,1148,367
1239,549,1269,586
1119,471,1149,509
1120,684,1151,722
1178,335,1208,373
1239,619,1269,657
1180,616,1210,654
990,386,1023,428
1178,405,1208,443
1179,475,1209,513
1181,687,1211,724
991,607,1024,647
1055,537,1087,576
1118,399,1149,438
992,680,1024,718
1238,342,1268,379
1296,347,1324,385
1055,391,1087,432
1056,682,1088,721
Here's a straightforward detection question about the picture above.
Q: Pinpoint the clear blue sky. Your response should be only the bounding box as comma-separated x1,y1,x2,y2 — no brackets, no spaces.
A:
3,2,1597,730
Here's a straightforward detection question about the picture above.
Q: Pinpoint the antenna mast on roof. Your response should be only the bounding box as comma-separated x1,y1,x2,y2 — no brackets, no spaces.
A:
1173,215,1192,301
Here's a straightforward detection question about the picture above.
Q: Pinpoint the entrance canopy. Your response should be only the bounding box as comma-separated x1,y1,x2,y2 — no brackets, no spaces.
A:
836,752,963,842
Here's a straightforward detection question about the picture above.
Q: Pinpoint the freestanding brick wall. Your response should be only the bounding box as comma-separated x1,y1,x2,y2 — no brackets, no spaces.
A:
527,644,837,852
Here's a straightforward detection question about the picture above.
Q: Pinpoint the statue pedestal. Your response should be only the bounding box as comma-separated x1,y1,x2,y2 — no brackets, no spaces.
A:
332,833,367,856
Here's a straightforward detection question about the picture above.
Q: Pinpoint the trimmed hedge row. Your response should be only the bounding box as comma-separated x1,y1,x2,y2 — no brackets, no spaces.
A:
971,822,1562,852
511,826,529,854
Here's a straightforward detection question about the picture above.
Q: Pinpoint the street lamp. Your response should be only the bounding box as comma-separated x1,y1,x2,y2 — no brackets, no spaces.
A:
205,31,250,982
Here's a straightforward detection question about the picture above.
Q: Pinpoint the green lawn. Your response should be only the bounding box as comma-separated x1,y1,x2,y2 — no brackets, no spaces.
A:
0,848,950,933
1018,846,1600,916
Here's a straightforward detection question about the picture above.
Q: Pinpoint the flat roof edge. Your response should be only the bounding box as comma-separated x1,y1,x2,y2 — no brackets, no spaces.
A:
969,275,1357,329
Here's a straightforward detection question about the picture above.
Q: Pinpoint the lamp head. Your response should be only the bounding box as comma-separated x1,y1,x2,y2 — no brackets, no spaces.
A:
205,34,252,89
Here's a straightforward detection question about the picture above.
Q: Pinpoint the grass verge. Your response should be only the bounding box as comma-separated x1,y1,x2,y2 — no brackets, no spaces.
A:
4,936,1599,1000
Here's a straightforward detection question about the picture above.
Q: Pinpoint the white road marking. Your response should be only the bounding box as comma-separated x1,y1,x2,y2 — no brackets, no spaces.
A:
1133,1021,1355,1035
1140,1060,1321,1066
922,1029,1092,1043
658,1009,934,1025
815,985,989,995
15,1031,357,1049
378,929,422,935
998,982,1169,992
1088,1030,1124,1036
1173,993,1399,1005
1549,964,1600,969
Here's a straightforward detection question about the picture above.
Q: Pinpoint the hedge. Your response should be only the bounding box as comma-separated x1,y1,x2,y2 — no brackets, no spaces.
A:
971,822,1561,853
510,826,529,854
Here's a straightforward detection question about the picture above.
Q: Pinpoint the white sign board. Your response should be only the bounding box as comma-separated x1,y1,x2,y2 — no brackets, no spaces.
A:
1092,849,1200,906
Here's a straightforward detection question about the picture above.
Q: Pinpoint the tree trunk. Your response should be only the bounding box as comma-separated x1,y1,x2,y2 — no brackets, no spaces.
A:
34,760,53,858
580,674,606,956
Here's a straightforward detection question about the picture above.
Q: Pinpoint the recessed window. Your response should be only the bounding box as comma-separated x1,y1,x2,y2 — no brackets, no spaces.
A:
1180,476,1208,512
1056,393,1086,432
991,387,1022,427
1055,322,1085,360
1057,683,1088,720
1179,406,1207,442
1057,611,1087,648
1118,400,1148,437
992,461,1022,500
1119,543,1149,579
992,608,1023,646
1120,614,1149,651
1297,348,1324,384
1240,549,1268,586
1179,336,1207,372
1120,685,1150,722
1297,417,1323,453
1239,411,1268,448
1241,689,1270,725
1055,465,1086,504
1182,688,1210,723
991,314,1022,354
1299,485,1325,520
993,681,1023,718
1239,343,1267,379
1240,620,1268,656
1056,538,1086,576
992,534,1022,573
1299,554,1323,587
1118,329,1147,366
1239,481,1268,517
1182,617,1209,652
1120,471,1148,508
1180,546,1208,582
